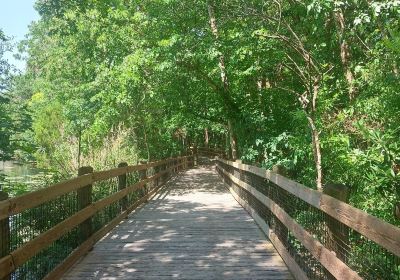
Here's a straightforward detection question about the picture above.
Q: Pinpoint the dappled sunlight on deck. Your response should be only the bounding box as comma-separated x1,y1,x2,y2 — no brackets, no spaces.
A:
62,165,292,279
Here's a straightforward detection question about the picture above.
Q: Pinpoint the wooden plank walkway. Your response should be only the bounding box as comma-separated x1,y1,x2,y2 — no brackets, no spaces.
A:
63,165,293,279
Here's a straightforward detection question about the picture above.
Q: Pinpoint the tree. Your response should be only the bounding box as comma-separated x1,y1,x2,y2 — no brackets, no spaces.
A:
9,0,399,224
0,29,14,160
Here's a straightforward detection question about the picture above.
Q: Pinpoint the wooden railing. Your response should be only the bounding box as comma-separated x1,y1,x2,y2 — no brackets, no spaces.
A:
196,147,225,158
216,158,400,280
2,151,399,280
0,156,193,280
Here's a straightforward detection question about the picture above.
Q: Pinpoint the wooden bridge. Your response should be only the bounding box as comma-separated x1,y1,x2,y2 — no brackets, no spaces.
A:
63,165,292,279
0,151,399,280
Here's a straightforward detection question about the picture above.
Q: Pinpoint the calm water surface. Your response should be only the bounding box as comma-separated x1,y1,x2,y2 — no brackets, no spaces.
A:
0,161,49,192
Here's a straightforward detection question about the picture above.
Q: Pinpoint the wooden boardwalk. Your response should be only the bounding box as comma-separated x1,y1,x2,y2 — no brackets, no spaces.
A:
62,165,293,279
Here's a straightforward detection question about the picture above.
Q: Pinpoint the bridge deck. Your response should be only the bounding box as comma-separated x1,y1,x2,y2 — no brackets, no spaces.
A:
63,165,293,279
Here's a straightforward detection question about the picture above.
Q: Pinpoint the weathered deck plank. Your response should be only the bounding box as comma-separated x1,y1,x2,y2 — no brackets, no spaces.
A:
62,166,293,279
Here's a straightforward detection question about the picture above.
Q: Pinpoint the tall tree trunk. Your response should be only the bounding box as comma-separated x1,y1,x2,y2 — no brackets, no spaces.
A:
297,79,323,190
225,132,231,159
394,61,399,76
208,2,228,91
182,135,186,154
204,128,209,148
228,120,238,160
334,8,356,101
306,115,323,190
143,125,150,162
262,7,324,189
308,81,323,190
257,76,271,117
77,130,81,169
207,1,238,159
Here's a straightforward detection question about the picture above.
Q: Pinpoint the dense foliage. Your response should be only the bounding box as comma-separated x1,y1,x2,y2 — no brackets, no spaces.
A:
0,29,14,160
1,1,400,225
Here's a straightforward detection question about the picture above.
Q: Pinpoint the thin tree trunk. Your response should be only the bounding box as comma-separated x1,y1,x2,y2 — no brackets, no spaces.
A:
204,128,209,148
77,130,81,169
394,61,399,76
207,2,228,91
262,8,324,189
228,120,238,160
143,125,150,162
257,76,271,116
182,136,185,154
306,115,323,190
334,8,356,100
225,132,231,159
207,1,238,159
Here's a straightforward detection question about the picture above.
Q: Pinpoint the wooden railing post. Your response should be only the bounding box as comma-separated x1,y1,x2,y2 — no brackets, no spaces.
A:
118,162,128,211
150,166,156,192
0,191,10,280
166,160,171,181
169,159,174,177
184,156,188,170
194,146,198,166
159,162,165,185
139,161,148,197
154,165,160,188
323,183,350,262
77,166,93,244
272,165,290,245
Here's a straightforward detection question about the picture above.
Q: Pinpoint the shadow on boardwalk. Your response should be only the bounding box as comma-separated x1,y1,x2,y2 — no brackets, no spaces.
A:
63,165,293,280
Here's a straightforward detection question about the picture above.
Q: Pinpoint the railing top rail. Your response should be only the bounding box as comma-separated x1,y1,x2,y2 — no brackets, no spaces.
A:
217,157,400,257
0,155,193,279
0,155,193,220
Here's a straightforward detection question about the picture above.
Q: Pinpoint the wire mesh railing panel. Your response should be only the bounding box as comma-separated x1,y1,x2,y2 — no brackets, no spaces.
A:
12,227,80,280
216,165,329,280
10,191,79,280
146,166,157,194
2,157,190,280
217,160,400,280
92,177,119,202
91,177,119,233
162,163,170,184
126,170,142,207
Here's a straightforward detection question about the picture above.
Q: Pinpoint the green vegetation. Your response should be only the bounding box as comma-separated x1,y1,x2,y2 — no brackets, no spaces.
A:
1,1,399,226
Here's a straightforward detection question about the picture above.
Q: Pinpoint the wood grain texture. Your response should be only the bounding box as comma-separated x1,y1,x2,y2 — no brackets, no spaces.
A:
225,182,308,280
0,255,13,279
62,166,293,280
0,156,192,221
44,172,168,280
0,162,184,278
217,158,400,257
0,175,92,220
216,167,361,280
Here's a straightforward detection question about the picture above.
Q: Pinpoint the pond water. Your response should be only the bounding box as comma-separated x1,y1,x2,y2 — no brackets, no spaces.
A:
0,161,50,194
